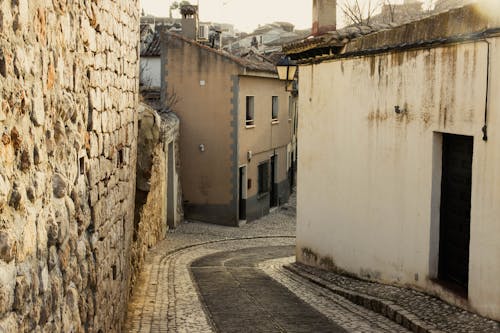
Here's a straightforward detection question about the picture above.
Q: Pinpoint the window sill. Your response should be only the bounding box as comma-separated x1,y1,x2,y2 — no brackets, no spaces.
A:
245,124,255,129
271,120,279,125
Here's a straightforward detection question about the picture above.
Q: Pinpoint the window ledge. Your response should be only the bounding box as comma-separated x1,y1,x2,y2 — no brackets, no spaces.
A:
271,120,279,125
245,124,256,129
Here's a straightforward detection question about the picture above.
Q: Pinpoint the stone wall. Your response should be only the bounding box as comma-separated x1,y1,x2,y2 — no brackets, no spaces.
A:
0,1,140,332
132,104,181,286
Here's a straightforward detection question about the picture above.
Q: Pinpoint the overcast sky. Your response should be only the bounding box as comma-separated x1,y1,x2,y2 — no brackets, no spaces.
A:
141,0,497,33
141,0,313,32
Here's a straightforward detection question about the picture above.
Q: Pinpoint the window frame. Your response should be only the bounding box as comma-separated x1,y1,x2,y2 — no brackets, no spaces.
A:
257,161,270,196
272,96,279,122
246,96,255,126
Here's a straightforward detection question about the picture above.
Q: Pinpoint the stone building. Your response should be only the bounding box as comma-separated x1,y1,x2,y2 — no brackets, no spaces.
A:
162,32,297,226
0,1,174,332
285,1,500,322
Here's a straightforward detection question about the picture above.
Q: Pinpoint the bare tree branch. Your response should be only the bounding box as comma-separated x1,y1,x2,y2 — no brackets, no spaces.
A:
340,0,382,26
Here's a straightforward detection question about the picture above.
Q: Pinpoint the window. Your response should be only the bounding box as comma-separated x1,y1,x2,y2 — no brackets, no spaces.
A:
272,96,279,121
246,96,255,126
258,161,269,195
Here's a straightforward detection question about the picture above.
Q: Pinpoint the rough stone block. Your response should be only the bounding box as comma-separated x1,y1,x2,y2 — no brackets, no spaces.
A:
0,174,11,208
0,262,17,315
13,275,31,311
0,231,17,263
52,173,67,199
0,313,19,333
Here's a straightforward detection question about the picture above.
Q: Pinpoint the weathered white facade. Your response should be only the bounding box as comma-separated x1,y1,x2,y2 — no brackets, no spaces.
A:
292,5,500,321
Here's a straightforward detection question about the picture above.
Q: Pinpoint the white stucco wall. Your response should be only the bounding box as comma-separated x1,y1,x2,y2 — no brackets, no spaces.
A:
140,57,161,87
297,37,500,320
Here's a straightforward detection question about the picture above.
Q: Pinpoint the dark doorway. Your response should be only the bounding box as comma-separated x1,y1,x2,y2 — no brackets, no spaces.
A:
270,155,278,207
289,151,295,191
239,166,246,221
438,134,473,292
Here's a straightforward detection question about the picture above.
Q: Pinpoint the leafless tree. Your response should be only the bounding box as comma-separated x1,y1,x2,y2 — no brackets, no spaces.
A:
380,0,397,23
340,0,380,26
164,88,180,111
169,1,192,18
139,62,153,87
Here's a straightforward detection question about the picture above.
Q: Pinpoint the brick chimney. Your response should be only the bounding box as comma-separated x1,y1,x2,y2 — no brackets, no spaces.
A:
312,0,337,36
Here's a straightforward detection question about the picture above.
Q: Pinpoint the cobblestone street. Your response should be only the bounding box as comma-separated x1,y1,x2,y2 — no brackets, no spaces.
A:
124,193,500,333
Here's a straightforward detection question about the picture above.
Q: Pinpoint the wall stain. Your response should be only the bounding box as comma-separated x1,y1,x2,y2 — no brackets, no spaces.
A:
421,112,432,126
367,108,389,123
369,56,376,77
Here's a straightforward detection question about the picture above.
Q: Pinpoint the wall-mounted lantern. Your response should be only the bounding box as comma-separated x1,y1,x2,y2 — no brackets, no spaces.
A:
276,56,298,92
199,144,205,152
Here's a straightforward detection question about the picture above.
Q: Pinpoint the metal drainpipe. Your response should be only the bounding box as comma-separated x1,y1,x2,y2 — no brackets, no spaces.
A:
481,39,491,142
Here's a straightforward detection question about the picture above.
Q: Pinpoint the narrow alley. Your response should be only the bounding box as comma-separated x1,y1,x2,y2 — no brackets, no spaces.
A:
3,1,500,332
123,194,499,333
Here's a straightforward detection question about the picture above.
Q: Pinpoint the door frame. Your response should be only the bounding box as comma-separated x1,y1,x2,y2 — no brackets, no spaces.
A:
238,165,247,221
430,132,473,295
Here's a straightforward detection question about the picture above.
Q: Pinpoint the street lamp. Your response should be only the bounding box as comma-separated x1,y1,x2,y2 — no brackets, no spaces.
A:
276,56,297,92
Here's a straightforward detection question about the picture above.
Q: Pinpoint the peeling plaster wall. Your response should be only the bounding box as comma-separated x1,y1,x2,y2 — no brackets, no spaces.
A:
0,1,140,332
296,38,500,321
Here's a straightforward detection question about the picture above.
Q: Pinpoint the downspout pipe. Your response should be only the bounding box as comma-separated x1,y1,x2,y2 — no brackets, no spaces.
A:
481,39,491,142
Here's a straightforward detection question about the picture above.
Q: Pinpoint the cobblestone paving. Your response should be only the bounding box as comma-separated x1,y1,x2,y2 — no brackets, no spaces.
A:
124,197,297,332
124,238,295,332
260,257,410,333
287,263,500,333
124,191,500,333
191,245,346,333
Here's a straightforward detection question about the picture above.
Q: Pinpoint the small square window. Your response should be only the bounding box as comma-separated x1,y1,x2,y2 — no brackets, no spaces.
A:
246,96,255,126
272,96,279,121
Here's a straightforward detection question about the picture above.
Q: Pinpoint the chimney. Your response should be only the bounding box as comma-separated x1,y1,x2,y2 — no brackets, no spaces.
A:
180,4,199,40
312,0,337,36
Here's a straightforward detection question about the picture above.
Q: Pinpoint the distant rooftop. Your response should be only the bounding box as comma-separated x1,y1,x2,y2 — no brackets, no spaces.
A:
166,32,278,74
284,4,500,62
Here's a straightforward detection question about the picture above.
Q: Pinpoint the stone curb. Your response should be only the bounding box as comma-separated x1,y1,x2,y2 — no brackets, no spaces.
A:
158,235,296,260
284,264,438,333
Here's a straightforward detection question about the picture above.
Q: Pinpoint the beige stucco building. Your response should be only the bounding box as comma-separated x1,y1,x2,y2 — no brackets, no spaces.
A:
162,33,297,226
286,4,500,322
